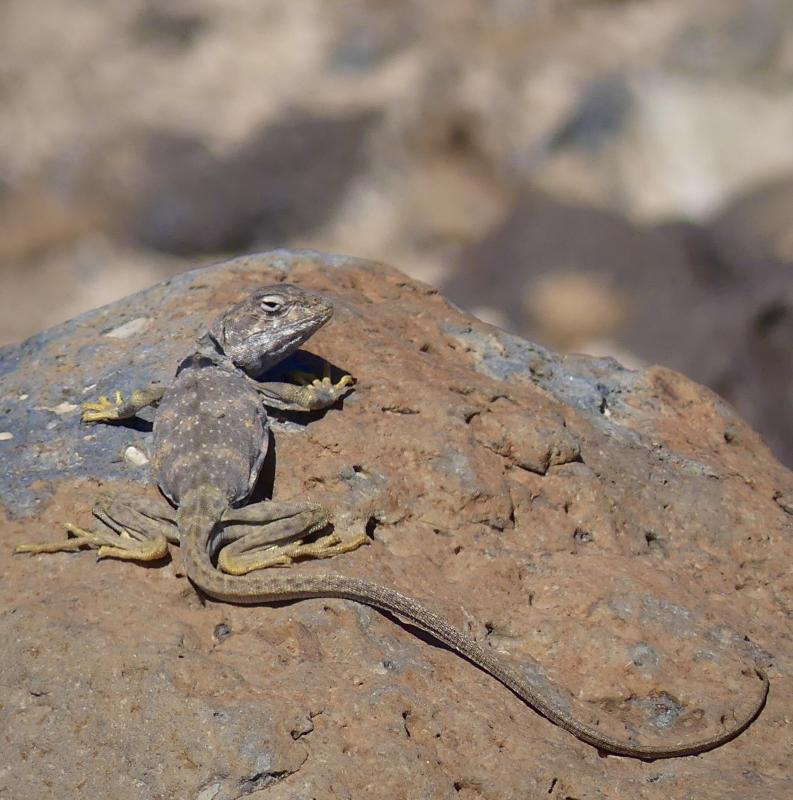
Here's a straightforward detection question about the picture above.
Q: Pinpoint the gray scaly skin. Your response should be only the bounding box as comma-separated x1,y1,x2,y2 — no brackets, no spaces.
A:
18,284,768,759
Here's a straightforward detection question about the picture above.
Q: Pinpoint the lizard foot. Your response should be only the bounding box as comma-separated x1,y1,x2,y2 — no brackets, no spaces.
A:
218,531,369,575
286,370,355,409
15,522,169,562
254,360,354,412
81,390,126,422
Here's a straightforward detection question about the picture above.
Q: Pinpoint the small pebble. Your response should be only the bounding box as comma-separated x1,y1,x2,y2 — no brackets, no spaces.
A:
105,317,150,339
195,783,221,800
52,402,79,415
0,432,13,441
213,623,231,642
124,446,149,467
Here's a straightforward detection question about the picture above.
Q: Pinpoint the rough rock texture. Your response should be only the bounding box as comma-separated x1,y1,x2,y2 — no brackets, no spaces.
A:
1,250,791,799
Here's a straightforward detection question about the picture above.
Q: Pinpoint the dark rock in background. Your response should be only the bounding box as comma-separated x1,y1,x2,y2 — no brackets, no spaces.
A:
128,111,379,255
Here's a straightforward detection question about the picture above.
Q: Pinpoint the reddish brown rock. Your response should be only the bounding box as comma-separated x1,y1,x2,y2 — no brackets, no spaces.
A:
1,251,791,799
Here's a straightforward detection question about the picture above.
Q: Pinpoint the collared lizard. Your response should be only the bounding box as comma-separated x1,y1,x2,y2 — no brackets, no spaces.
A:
16,283,768,759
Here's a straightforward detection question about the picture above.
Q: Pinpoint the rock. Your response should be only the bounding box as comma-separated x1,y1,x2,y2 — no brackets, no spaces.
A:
443,191,709,360
1,250,791,799
707,177,793,275
127,112,380,255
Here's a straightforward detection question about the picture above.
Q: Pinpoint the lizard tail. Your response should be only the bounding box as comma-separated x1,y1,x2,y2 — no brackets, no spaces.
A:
181,541,768,759
176,488,228,577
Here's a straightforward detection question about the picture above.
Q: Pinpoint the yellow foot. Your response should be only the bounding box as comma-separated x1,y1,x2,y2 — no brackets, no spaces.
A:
15,523,168,562
218,531,369,575
287,370,355,409
81,387,162,422
81,390,125,422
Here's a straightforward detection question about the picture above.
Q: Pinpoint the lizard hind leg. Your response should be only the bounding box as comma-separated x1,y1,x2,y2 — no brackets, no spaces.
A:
217,499,368,575
93,495,179,543
15,522,170,563
15,495,174,563
89,495,177,561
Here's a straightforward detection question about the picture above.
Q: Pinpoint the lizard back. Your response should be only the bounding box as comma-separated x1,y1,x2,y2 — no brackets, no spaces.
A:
152,355,267,508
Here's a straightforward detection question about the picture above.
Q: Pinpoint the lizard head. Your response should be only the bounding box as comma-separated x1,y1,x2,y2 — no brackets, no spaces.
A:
207,283,334,376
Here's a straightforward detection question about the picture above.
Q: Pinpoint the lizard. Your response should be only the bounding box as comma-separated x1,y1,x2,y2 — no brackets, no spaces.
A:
16,282,769,759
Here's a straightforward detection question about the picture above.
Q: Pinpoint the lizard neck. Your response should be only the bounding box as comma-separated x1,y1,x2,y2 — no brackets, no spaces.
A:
176,334,236,376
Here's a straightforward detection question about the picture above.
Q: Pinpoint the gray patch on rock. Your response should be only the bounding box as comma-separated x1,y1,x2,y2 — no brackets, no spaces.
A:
704,627,774,667
430,447,478,488
444,323,642,428
515,661,572,715
639,596,695,637
630,643,659,667
608,597,635,622
629,692,682,730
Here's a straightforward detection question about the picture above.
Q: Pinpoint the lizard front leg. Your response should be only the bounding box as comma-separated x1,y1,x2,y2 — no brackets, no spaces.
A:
82,386,165,422
15,495,177,563
251,360,354,412
216,499,368,575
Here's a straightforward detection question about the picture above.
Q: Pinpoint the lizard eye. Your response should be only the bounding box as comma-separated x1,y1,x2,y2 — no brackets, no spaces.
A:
259,296,286,314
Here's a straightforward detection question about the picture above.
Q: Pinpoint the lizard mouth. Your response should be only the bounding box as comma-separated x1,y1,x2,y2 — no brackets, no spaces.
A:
233,309,333,376
256,312,328,347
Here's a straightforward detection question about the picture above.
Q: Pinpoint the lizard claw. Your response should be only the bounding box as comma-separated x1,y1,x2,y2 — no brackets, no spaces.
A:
311,373,354,390
305,373,355,406
81,390,125,423
284,367,355,408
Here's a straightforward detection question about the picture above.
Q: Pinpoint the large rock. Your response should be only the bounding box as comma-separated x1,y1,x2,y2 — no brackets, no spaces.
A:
1,250,790,799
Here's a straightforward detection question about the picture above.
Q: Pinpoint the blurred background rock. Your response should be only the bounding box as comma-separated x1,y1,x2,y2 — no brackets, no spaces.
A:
1,0,791,465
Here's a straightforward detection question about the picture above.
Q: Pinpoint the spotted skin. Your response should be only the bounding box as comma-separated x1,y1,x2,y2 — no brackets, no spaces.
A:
152,358,266,509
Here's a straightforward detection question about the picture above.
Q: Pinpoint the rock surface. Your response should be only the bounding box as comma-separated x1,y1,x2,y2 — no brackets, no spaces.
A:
1,250,791,799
